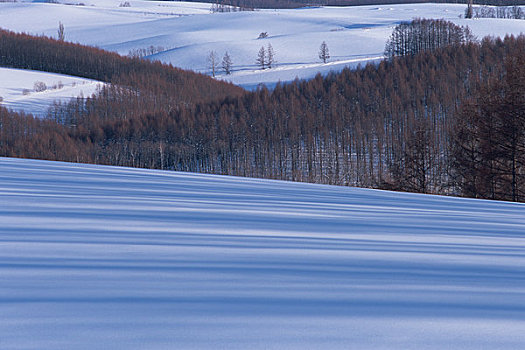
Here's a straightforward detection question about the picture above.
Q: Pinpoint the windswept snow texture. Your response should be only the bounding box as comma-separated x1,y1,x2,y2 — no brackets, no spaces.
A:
0,68,102,116
1,1,524,90
1,157,525,349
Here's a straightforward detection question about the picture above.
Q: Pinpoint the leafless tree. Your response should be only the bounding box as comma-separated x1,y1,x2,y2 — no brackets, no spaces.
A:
256,46,266,69
319,41,330,63
222,51,232,75
207,50,218,77
465,0,473,18
266,43,275,68
58,22,65,41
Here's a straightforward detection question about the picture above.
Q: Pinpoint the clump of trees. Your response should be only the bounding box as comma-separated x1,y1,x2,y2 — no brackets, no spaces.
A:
210,0,255,12
33,81,47,92
467,5,524,19
256,43,275,69
127,45,165,59
384,18,475,58
207,51,234,76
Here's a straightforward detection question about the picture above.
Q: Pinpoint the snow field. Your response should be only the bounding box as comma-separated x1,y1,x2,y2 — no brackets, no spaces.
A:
0,67,103,116
1,1,524,90
1,157,524,349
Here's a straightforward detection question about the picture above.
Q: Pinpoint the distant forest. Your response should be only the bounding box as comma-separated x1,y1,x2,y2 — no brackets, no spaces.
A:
0,27,523,202
178,0,525,10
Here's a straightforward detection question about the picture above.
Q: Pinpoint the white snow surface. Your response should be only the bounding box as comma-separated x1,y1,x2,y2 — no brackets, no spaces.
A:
1,157,525,349
0,67,102,116
1,1,524,90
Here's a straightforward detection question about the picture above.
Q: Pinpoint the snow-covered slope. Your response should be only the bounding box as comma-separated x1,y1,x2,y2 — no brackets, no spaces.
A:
1,157,524,349
1,1,524,90
0,68,102,116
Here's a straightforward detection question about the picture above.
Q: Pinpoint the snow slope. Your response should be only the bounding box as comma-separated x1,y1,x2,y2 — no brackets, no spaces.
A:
0,67,103,116
1,1,524,90
1,157,524,349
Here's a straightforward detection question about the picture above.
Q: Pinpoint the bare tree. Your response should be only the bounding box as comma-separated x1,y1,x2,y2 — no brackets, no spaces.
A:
58,22,65,41
207,50,218,77
465,0,473,18
267,43,275,69
319,41,330,63
256,46,266,69
222,51,232,75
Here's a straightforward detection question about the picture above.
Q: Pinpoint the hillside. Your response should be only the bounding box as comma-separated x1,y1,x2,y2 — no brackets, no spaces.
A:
1,1,524,89
1,157,524,349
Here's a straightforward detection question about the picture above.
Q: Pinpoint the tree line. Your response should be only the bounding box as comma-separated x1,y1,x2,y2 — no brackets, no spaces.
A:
467,5,524,19
0,28,523,201
179,0,525,9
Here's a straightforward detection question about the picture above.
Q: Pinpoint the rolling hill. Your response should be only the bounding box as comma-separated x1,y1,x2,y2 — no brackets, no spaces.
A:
1,1,524,90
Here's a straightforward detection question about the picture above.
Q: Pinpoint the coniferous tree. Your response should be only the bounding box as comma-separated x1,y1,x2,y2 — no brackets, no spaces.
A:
57,22,65,41
267,43,275,68
319,41,330,63
256,46,266,69
222,51,233,75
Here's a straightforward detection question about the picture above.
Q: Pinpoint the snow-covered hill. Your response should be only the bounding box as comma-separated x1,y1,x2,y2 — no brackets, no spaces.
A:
1,1,524,91
0,67,102,116
1,157,524,349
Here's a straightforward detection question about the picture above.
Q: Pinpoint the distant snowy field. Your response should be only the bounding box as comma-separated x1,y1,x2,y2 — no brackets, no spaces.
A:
1,157,525,349
1,1,524,91
0,67,102,116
